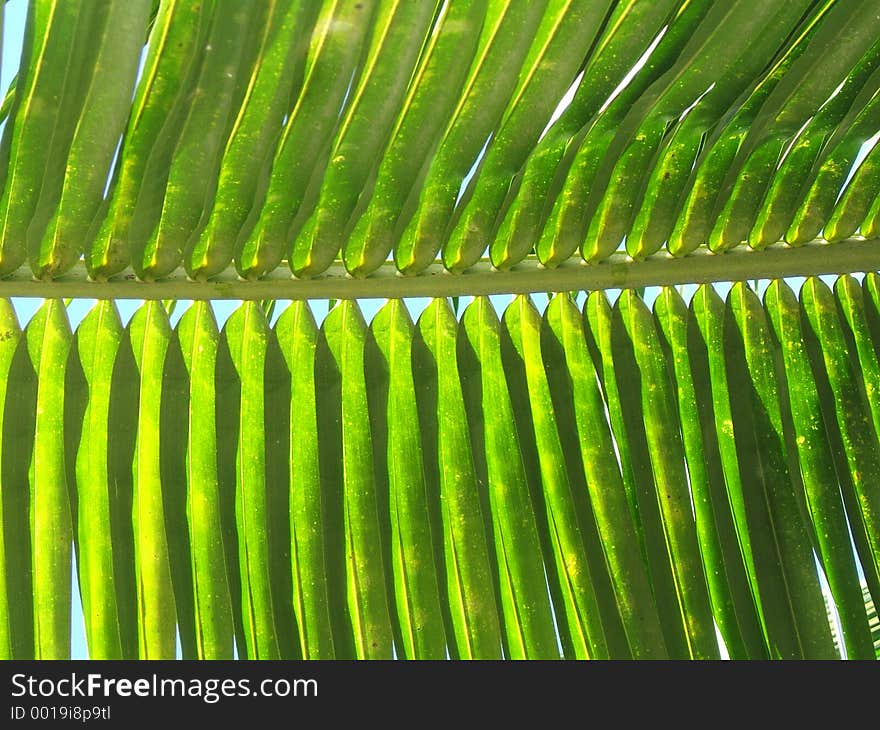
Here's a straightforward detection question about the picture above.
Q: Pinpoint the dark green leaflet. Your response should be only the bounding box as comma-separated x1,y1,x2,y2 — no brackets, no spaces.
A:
291,1,441,278
761,59,880,246
688,285,770,656
708,1,880,253
838,274,880,453
489,0,688,269
859,171,880,239
543,293,665,658
86,0,213,279
187,1,321,280
68,301,134,659
581,292,642,542
723,283,837,658
654,287,765,659
787,73,880,244
534,0,717,267
764,280,875,659
395,0,551,275
583,0,814,263
828,140,880,241
0,0,87,276
368,300,447,659
412,298,503,659
748,43,880,250
20,1,109,276
236,0,378,280
263,313,299,660
134,3,256,280
586,291,690,657
320,301,394,659
614,290,719,659
631,2,839,258
30,0,152,278
443,0,617,273
343,0,488,277
800,277,880,618
502,294,610,659
126,302,178,658
458,297,559,659
26,299,73,658
176,302,235,659
0,301,33,659
220,302,283,659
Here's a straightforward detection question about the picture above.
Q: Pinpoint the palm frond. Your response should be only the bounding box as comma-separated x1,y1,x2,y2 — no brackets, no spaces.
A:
0,1,878,662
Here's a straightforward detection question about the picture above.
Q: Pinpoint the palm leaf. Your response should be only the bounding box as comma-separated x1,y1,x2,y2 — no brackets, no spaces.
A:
0,1,878,660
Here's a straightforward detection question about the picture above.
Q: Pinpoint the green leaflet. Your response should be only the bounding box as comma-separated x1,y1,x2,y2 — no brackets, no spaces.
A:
412,298,503,659
187,1,320,280
787,78,880,244
25,299,73,658
764,279,875,659
31,0,152,279
751,51,880,249
628,2,836,259
320,301,394,659
654,287,766,660
292,1,441,278
502,294,609,659
489,0,687,269
134,3,256,280
176,302,235,659
443,0,616,273
614,290,719,659
68,301,135,659
581,292,642,541
688,284,769,656
723,282,837,658
458,296,559,659
126,302,178,658
275,301,335,659
709,1,880,253
87,0,213,280
584,0,813,263
0,301,33,659
543,293,664,659
535,0,715,267
666,13,824,257
19,0,108,276
220,302,283,659
368,300,447,659
237,0,377,280
264,309,298,660
586,291,691,656
838,274,880,453
826,141,880,241
343,0,487,277
396,0,551,275
858,167,880,239
161,314,197,660
1,290,880,659
0,0,87,276
800,276,880,616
